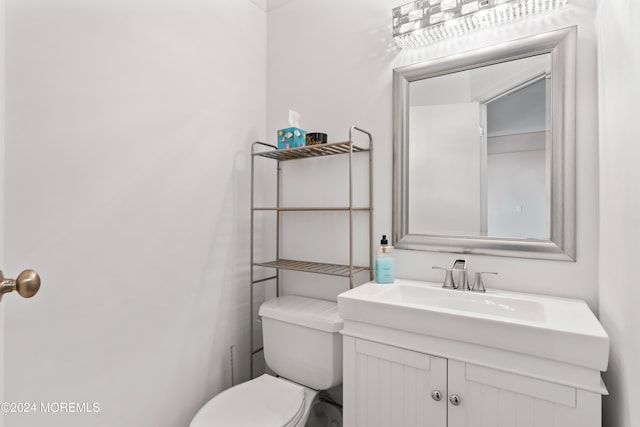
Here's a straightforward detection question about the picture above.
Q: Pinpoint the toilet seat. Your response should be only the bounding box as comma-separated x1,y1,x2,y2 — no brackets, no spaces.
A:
190,374,308,427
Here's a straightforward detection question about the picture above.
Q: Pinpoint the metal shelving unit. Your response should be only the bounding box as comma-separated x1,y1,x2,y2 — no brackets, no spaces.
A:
249,126,373,376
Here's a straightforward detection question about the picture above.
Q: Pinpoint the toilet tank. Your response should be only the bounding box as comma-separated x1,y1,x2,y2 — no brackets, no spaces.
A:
259,295,343,391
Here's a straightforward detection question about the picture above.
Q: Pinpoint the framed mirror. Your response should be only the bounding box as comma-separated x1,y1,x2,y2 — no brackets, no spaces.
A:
393,27,576,260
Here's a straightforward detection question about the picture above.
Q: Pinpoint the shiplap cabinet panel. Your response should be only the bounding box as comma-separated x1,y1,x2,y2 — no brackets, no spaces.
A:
448,359,601,427
344,337,447,427
344,338,603,427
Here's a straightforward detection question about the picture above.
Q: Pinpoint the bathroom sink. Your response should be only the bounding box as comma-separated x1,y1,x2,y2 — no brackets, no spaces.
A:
382,284,546,322
338,279,609,371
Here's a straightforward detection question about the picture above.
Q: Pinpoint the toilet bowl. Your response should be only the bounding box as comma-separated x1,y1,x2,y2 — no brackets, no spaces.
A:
189,295,343,427
189,374,318,427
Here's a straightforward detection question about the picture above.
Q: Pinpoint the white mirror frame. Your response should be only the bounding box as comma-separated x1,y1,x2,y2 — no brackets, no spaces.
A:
393,26,576,261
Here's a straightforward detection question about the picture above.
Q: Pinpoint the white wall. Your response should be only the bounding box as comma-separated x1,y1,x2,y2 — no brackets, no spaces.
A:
596,1,640,426
410,104,482,236
264,0,396,301
3,1,265,426
266,0,600,310
487,149,547,238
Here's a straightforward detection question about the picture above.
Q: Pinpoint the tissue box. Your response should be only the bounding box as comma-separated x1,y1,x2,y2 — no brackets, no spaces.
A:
277,127,306,149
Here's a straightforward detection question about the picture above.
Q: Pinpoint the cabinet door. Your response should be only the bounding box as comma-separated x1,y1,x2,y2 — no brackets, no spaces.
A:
447,360,601,427
344,337,447,427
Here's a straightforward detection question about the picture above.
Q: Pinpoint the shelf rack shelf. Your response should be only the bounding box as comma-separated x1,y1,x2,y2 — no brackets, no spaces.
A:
253,259,370,277
253,140,369,161
249,126,373,376
252,206,370,212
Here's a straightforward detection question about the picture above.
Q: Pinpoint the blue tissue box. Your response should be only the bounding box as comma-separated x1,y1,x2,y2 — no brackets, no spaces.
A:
277,127,306,149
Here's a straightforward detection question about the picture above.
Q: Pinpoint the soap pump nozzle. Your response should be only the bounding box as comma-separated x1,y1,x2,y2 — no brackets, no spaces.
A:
378,235,393,255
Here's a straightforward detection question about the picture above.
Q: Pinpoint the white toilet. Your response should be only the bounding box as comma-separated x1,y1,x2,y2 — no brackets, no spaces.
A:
190,295,344,427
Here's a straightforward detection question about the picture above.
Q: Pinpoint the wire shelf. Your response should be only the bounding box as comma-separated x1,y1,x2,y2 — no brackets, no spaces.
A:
252,206,371,212
253,141,368,161
254,259,370,278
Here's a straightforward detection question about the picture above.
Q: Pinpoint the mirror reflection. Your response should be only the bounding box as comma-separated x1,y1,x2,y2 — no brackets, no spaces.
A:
408,54,551,240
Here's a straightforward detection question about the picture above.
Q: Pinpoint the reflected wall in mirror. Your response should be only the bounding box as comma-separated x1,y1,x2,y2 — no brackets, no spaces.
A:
393,27,576,260
409,54,551,239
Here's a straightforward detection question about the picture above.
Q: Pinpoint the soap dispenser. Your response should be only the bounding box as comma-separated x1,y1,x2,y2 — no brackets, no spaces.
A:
375,235,395,284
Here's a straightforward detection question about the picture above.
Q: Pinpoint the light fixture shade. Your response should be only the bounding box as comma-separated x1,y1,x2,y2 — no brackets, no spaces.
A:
393,0,569,48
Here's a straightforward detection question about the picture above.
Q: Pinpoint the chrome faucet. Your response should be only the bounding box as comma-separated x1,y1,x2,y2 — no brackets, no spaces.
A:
451,259,469,291
433,259,468,290
433,260,497,292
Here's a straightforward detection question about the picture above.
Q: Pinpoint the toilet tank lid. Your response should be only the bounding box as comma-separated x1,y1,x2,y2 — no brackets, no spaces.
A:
259,295,344,333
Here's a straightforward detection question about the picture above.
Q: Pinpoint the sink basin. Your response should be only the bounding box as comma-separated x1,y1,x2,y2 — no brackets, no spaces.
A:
382,284,546,322
338,279,609,371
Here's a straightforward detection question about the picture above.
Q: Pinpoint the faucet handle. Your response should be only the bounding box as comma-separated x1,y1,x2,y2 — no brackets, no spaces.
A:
470,272,497,293
433,266,456,289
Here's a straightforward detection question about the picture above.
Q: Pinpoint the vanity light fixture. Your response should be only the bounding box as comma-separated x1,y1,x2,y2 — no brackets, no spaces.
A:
393,0,568,48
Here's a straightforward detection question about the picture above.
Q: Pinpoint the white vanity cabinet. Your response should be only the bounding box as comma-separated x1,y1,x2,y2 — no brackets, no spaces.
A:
338,280,609,427
343,335,604,427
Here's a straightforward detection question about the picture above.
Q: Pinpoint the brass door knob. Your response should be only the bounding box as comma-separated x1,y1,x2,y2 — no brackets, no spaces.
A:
0,269,41,299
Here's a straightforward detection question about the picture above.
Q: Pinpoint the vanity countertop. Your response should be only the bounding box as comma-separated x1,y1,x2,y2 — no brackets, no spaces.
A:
338,279,609,372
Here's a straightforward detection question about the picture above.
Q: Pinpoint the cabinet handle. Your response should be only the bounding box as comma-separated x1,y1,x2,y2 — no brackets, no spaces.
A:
449,394,461,406
431,390,442,401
